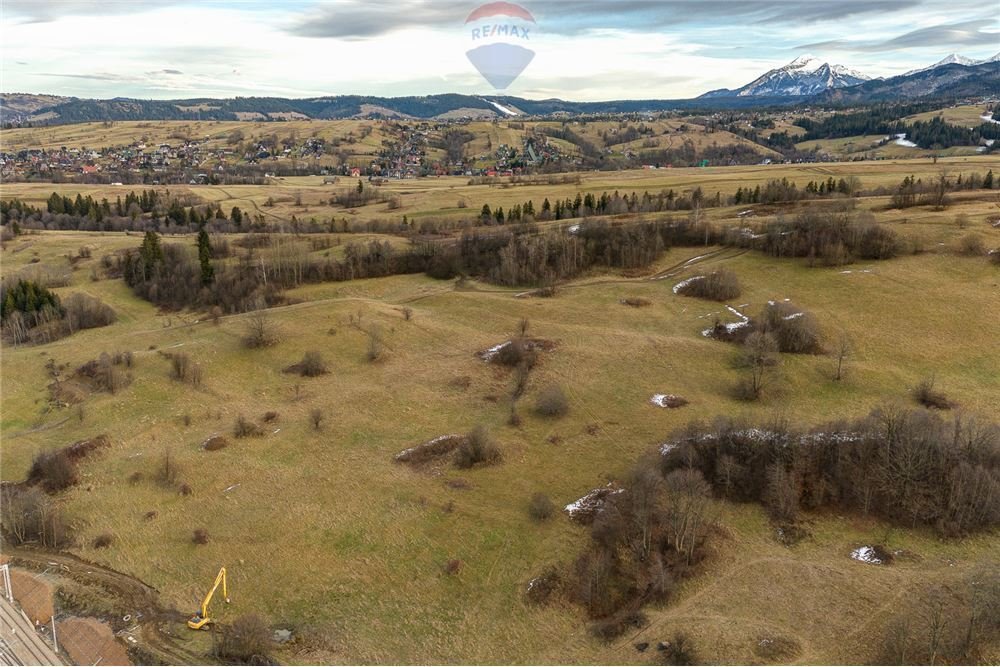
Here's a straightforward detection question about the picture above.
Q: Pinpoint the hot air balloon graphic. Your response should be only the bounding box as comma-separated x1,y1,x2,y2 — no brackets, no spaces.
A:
465,2,536,89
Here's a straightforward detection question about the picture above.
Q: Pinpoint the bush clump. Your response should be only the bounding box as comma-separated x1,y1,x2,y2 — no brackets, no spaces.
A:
92,532,114,549
675,269,742,301
27,449,77,492
760,301,823,354
528,492,556,521
285,350,328,377
219,614,273,663
913,376,955,410
233,415,264,438
192,528,210,545
454,426,502,468
535,384,569,417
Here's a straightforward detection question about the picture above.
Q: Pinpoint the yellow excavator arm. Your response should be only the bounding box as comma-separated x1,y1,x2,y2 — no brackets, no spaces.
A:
188,567,230,630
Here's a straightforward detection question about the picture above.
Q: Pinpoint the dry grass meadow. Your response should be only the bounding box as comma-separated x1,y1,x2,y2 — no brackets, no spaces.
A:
2,154,999,664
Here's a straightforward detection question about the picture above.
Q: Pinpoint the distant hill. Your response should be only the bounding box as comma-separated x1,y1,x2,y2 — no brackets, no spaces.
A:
2,60,998,127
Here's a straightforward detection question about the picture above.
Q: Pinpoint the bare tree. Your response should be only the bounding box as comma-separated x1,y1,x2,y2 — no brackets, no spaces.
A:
243,307,278,348
309,408,324,431
740,331,778,400
833,333,851,381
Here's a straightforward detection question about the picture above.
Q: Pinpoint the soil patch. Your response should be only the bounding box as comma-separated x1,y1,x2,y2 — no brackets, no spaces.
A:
9,568,55,624
60,616,132,666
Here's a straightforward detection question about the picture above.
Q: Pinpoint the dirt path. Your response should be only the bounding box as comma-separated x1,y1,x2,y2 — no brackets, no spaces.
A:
5,547,211,666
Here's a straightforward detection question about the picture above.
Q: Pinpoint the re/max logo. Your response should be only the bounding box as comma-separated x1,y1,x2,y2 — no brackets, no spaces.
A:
471,24,530,40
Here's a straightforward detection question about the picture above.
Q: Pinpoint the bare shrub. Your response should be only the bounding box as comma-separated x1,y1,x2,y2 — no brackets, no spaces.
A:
309,408,324,431
128,471,144,484
192,528,210,545
590,610,647,641
242,309,278,348
179,483,193,496
913,376,955,410
202,435,229,451
169,352,203,386
676,269,742,301
261,411,279,423
738,331,778,400
366,325,385,362
286,350,328,377
535,384,569,417
760,301,823,354
528,492,555,521
27,449,77,492
959,233,985,256
233,415,264,438
454,425,502,468
63,292,117,332
401,307,413,321
156,449,182,487
76,353,130,394
219,614,273,663
661,632,698,665
92,532,114,549
1,486,70,547
494,339,537,368
764,464,799,523
444,559,463,575
525,568,562,605
619,297,652,307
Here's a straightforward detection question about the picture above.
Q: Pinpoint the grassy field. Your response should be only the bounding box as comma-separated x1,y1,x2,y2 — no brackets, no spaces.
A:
4,157,1000,231
2,156,999,664
904,104,995,128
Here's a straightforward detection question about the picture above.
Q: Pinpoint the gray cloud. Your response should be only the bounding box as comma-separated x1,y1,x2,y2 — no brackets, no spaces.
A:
798,19,1000,52
287,0,925,39
4,0,179,22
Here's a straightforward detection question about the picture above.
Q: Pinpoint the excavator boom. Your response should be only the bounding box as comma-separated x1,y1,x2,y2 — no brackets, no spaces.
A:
188,567,230,630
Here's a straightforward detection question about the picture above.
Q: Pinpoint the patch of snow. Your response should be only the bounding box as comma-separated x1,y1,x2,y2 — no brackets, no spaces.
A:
223,483,241,494
478,341,511,362
672,275,705,293
567,223,581,234
650,394,684,408
394,434,462,461
981,113,1000,125
783,312,804,320
483,99,519,116
851,546,883,564
736,209,754,217
684,254,709,265
564,484,623,520
893,133,918,148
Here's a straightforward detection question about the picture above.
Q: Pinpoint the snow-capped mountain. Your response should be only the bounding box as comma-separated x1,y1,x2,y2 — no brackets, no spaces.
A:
905,52,1000,76
700,54,871,98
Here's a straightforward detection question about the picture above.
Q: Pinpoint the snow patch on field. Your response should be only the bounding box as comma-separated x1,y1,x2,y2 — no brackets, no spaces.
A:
981,113,1000,125
484,99,519,116
478,341,511,362
564,484,623,522
893,133,918,148
672,276,705,293
851,546,883,564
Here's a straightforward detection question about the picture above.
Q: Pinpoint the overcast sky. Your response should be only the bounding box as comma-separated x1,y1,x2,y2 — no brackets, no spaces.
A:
1,0,997,101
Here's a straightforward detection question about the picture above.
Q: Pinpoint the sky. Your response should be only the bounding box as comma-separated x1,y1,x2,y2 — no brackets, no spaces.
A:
1,0,997,101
